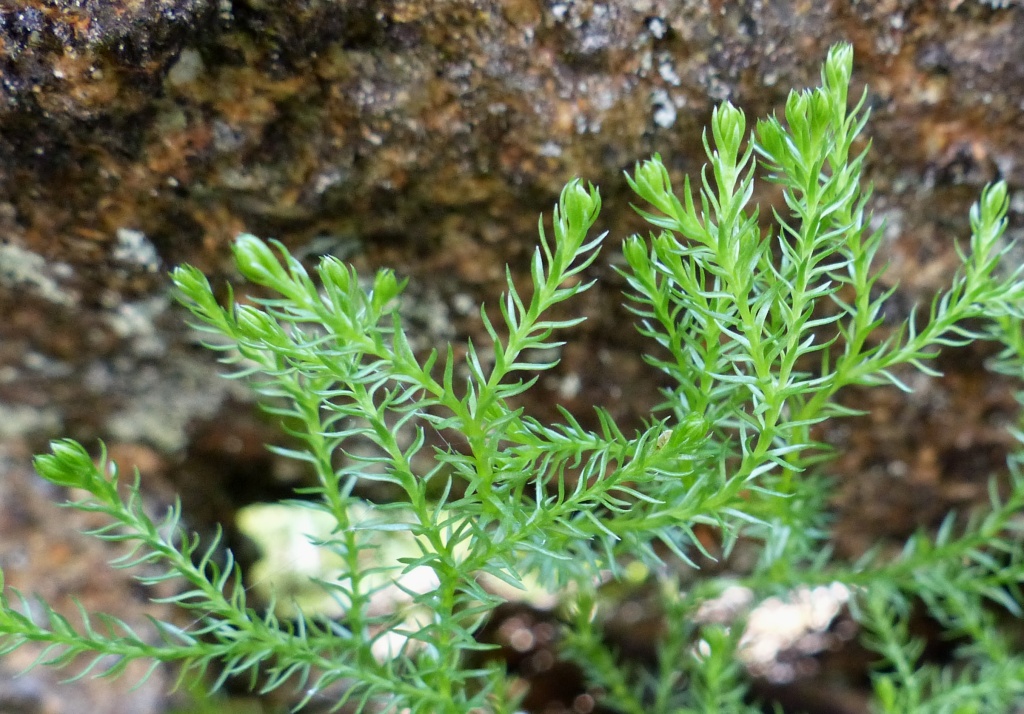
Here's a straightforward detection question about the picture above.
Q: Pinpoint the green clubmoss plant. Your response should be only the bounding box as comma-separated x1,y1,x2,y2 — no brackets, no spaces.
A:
7,43,1024,712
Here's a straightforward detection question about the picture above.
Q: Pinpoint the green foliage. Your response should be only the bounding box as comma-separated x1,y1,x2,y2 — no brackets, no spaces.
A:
7,43,1024,712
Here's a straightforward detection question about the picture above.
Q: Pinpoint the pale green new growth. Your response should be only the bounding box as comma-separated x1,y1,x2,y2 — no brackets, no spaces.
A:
5,43,1024,712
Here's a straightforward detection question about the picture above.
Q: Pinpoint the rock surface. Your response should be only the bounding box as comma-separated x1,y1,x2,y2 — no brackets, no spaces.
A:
1,1,1023,712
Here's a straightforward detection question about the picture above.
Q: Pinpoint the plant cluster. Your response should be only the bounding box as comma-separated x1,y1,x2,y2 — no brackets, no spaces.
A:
7,43,1024,713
